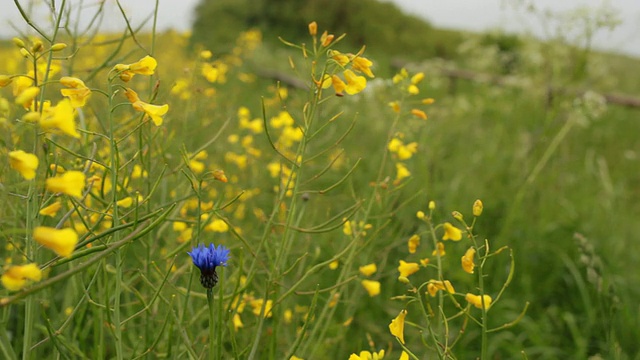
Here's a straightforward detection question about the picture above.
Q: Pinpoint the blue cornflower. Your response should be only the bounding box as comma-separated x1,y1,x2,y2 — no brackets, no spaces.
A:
188,243,230,289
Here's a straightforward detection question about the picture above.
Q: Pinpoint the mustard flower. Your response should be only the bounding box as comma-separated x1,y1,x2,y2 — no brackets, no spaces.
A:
461,247,476,274
270,111,295,129
46,171,86,198
358,263,377,276
407,234,420,254
399,352,409,360
206,219,229,233
361,280,381,297
250,298,274,318
331,74,346,96
40,99,80,138
442,222,462,241
343,69,366,95
427,280,455,297
188,243,230,289
0,75,12,87
232,313,244,331
39,201,62,217
15,86,39,109
432,242,446,256
33,227,79,258
411,109,427,120
473,199,484,216
466,293,492,309
397,260,420,278
330,50,350,66
348,349,385,360
113,55,157,82
60,76,91,107
351,56,375,78
308,21,317,36
124,88,169,126
9,150,38,180
395,162,411,181
389,309,407,344
321,31,334,46
1,263,42,291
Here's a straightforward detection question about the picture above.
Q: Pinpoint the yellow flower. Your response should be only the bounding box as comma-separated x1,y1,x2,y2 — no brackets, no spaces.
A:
331,74,346,96
232,314,243,331
330,50,350,66
113,55,157,82
15,86,40,109
116,197,134,208
348,350,385,360
351,56,374,78
250,298,273,318
399,352,409,360
395,163,411,181
432,241,445,256
206,219,229,233
397,260,420,277
416,210,425,220
0,74,12,87
290,356,304,360
124,88,169,126
1,263,42,291
389,309,407,344
466,293,492,309
33,227,79,257
407,234,420,254
60,76,91,107
344,69,366,95
427,280,455,297
329,260,339,270
361,280,381,297
46,171,86,198
442,222,462,241
40,99,80,138
461,247,476,274
410,109,427,120
308,21,317,36
358,263,377,276
473,199,483,216
9,150,38,180
39,201,62,217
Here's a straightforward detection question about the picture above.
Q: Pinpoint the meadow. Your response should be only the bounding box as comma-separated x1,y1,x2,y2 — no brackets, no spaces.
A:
1,1,639,359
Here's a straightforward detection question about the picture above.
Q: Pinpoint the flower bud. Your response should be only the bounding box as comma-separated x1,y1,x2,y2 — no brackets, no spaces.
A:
416,210,425,220
19,48,30,58
428,201,436,210
397,276,410,284
452,211,463,221
308,21,317,36
31,40,43,53
473,199,483,216
51,43,67,51
0,75,12,87
12,37,25,48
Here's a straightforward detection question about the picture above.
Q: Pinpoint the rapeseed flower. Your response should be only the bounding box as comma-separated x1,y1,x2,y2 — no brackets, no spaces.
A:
15,86,39,109
361,280,381,297
461,247,476,274
33,227,79,257
397,260,420,278
442,222,462,241
46,171,86,198
432,242,446,256
40,99,80,138
188,243,230,289
407,234,420,254
343,70,366,95
113,55,157,82
124,88,169,126
466,293,492,309
389,309,407,344
348,349,385,360
60,76,91,107
39,201,62,217
9,150,38,180
1,263,42,291
427,280,455,297
358,263,377,276
473,199,483,216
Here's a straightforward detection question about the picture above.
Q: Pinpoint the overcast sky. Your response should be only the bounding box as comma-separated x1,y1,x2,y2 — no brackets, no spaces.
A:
1,0,639,57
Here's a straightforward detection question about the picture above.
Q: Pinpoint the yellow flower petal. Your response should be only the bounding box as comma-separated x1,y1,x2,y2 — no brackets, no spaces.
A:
461,247,476,274
361,280,381,297
1,263,42,291
466,293,492,309
358,263,377,276
442,222,462,241
46,171,86,198
397,260,420,277
9,150,39,180
33,227,79,257
389,309,407,344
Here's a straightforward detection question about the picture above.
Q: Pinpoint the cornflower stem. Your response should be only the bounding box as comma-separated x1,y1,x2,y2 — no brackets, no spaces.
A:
207,288,215,360
216,267,225,360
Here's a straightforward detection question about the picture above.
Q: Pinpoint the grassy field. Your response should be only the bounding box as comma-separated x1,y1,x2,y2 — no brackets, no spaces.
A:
1,2,639,359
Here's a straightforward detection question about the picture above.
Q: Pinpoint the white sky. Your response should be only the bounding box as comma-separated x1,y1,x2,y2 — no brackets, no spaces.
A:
1,0,639,57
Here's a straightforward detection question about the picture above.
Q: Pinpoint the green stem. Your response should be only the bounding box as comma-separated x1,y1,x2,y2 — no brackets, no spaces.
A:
207,288,215,360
